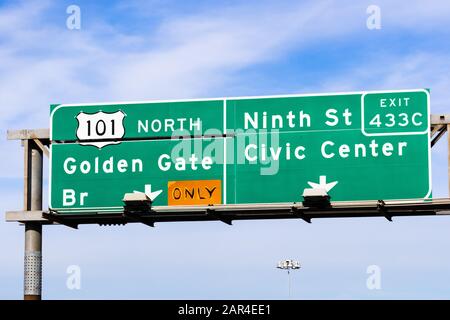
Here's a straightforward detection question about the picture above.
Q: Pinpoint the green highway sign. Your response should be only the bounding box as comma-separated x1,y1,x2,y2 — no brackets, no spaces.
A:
51,99,225,142
50,89,431,214
50,138,225,212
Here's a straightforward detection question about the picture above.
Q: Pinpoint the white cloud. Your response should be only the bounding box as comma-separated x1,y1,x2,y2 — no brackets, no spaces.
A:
0,0,359,176
1,0,450,123
315,52,450,113
0,1,366,124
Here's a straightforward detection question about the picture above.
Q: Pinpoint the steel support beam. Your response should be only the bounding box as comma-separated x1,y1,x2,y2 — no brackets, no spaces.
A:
431,125,447,147
5,211,47,222
23,141,43,300
431,114,450,125
6,198,450,227
7,129,49,141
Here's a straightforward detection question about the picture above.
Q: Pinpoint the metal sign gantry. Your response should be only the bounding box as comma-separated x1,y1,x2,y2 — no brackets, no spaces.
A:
5,115,450,300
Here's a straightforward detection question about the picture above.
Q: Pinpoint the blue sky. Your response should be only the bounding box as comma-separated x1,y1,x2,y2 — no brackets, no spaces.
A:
1,0,450,299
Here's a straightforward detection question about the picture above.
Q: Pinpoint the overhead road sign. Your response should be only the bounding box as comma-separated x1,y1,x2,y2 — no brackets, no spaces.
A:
50,89,431,214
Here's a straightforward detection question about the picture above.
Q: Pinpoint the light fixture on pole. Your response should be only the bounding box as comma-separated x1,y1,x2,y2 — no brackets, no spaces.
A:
277,259,301,299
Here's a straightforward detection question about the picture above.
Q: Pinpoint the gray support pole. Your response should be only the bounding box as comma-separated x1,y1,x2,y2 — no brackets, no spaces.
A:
24,141,43,300
288,270,291,299
448,125,450,197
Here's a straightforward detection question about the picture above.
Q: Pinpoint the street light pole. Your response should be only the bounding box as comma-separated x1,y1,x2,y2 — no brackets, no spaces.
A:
277,259,300,299
287,269,291,298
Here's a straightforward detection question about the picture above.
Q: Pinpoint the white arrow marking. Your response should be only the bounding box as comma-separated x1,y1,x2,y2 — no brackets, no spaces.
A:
307,175,338,192
134,184,163,201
